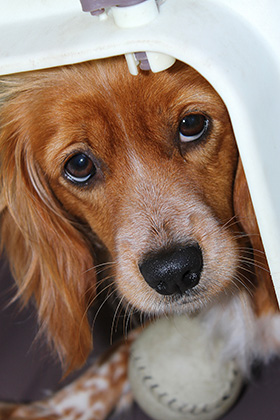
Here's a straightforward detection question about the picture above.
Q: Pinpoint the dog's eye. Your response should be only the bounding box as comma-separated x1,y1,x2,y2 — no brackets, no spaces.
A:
179,113,209,143
64,153,96,184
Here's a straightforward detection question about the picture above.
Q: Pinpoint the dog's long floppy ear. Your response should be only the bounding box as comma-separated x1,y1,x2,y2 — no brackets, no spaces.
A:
233,159,279,315
0,92,95,372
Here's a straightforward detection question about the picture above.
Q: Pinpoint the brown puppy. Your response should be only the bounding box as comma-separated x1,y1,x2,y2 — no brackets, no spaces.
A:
0,57,279,385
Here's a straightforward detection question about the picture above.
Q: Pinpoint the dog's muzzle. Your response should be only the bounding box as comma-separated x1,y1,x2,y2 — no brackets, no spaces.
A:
139,244,203,296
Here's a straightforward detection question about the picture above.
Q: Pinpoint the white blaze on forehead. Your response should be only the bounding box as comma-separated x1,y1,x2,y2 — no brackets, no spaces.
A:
126,149,149,180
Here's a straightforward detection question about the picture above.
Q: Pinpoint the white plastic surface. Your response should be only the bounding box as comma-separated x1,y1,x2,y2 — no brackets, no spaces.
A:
111,0,158,28
1,0,280,302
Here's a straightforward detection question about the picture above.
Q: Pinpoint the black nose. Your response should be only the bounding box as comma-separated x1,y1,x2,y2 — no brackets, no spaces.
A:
139,244,203,296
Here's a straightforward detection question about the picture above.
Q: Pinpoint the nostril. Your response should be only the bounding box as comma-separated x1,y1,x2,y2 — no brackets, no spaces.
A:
139,244,203,296
182,270,200,291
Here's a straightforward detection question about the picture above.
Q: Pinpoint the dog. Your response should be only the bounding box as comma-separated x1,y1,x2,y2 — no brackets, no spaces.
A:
0,56,279,419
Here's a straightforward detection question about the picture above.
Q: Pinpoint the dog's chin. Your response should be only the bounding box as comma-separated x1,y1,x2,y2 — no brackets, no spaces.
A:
123,285,214,318
160,291,208,314
155,296,209,317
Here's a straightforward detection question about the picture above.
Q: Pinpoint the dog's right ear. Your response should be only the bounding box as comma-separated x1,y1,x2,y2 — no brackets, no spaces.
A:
233,159,279,315
0,81,96,372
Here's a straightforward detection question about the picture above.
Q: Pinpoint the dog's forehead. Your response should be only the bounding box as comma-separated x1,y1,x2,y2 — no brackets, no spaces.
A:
54,59,226,137
33,58,230,165
88,59,217,107
36,58,226,133
48,59,214,114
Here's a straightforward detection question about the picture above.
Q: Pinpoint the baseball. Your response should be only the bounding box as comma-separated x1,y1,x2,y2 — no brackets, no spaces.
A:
129,315,243,420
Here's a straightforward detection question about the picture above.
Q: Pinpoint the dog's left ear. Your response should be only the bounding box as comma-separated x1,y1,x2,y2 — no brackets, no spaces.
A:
0,86,96,372
233,159,279,314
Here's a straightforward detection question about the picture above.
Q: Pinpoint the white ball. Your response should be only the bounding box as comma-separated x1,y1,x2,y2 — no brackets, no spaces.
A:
129,315,243,420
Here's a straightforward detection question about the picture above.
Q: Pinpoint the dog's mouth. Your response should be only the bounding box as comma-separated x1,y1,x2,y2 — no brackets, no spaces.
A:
146,281,211,316
114,280,211,321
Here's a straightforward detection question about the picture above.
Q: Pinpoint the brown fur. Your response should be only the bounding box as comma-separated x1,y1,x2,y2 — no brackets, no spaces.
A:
233,161,278,314
0,57,278,375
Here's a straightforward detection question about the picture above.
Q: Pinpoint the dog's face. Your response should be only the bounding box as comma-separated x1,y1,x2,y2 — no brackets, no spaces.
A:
1,57,248,367
25,58,239,315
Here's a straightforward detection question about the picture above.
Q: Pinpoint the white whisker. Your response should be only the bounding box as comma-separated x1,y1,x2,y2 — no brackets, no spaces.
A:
110,296,126,345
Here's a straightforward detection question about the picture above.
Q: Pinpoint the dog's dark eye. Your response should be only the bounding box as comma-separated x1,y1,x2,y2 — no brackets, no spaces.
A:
179,113,209,143
64,153,96,184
